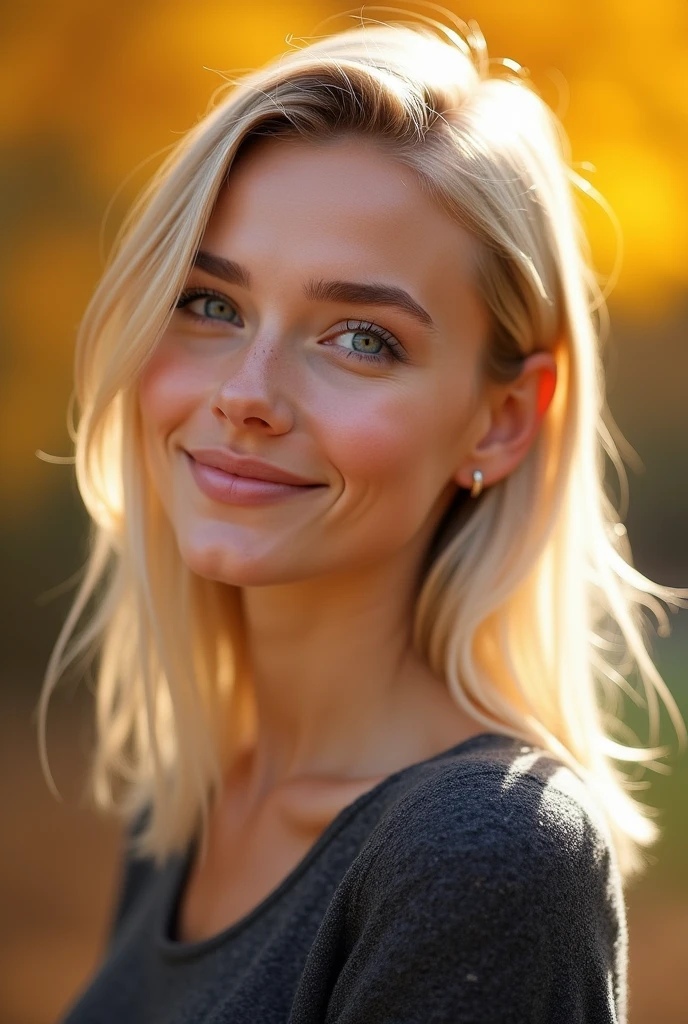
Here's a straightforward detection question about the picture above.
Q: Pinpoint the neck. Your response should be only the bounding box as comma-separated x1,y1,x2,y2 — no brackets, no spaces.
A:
232,545,478,809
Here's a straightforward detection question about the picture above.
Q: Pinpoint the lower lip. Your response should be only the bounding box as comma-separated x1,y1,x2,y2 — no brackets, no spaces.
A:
185,453,323,506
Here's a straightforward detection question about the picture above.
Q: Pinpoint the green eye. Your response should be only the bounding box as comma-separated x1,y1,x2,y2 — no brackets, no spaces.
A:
202,297,236,320
329,319,406,364
350,331,384,354
176,289,241,324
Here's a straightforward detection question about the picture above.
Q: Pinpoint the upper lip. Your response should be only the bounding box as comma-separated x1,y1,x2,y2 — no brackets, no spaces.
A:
185,447,321,486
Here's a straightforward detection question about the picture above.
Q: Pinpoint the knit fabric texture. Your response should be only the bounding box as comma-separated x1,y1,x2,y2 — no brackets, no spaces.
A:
58,732,628,1023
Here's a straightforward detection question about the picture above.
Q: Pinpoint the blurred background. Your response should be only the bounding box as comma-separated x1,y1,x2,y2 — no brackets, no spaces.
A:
1,2,686,1022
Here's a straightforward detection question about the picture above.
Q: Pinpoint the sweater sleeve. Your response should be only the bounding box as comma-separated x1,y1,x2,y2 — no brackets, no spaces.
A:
325,764,627,1024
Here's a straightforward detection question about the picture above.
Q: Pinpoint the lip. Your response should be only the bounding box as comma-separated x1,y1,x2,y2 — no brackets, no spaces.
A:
183,449,324,507
185,447,321,487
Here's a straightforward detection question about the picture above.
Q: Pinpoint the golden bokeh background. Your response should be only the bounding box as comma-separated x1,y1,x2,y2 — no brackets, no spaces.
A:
1,3,686,1022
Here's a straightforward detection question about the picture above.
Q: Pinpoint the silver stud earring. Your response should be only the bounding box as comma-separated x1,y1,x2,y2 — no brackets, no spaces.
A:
470,469,484,498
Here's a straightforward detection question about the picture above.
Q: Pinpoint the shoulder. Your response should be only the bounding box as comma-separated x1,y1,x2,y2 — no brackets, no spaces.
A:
356,736,619,915
330,740,628,1023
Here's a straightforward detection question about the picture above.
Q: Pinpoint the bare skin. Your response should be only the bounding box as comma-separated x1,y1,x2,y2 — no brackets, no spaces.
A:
137,135,557,941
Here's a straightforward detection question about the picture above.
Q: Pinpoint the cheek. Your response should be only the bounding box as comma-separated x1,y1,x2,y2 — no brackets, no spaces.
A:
312,386,457,559
320,378,469,487
137,344,211,510
334,411,411,477
137,344,206,439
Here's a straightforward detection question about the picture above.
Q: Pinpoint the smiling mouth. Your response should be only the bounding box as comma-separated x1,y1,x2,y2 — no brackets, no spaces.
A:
185,452,324,506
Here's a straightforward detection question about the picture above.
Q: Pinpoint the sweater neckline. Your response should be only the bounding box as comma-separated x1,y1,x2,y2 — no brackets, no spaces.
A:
156,730,518,962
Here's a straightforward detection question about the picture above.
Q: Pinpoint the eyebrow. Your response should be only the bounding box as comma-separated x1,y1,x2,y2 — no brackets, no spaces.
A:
191,249,438,333
193,250,251,289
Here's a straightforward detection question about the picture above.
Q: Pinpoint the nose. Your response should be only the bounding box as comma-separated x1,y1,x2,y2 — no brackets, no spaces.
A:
211,333,295,434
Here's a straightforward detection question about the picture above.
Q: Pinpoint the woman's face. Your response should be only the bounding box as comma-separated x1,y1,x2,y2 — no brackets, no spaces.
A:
138,135,493,585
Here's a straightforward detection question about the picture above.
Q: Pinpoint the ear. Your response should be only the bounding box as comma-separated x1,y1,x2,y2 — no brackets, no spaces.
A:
455,352,557,491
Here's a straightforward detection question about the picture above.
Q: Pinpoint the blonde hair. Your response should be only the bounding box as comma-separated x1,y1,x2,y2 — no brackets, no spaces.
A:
39,10,688,882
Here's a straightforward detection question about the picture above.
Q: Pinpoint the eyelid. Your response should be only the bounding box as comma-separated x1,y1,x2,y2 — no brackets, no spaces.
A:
177,286,238,306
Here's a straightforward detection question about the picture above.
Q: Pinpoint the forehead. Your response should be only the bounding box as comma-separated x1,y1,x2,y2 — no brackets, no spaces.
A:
201,135,488,344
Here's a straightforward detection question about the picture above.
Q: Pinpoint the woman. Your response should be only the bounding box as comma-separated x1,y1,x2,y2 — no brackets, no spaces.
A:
42,10,687,1024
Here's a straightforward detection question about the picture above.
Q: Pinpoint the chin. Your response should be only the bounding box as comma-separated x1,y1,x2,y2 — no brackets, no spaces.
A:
175,521,313,588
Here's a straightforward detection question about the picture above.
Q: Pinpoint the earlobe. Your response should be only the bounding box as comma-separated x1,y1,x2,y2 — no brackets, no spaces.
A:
470,469,484,498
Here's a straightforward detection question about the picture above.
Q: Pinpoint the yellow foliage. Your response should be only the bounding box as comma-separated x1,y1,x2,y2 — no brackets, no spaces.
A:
2,0,687,510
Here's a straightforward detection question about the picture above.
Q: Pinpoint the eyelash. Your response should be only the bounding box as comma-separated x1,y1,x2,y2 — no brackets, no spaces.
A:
175,288,407,364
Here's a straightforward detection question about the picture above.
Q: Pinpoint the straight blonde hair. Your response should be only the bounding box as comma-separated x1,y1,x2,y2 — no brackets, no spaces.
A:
39,11,688,882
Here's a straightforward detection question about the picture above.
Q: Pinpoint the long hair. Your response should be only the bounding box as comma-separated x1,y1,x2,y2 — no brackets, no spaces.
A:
39,11,688,881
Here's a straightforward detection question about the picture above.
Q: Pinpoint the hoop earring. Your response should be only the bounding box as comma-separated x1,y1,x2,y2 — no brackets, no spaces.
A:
470,469,484,498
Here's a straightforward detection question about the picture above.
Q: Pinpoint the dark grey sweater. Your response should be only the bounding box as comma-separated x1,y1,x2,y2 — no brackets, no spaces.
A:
58,732,628,1023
